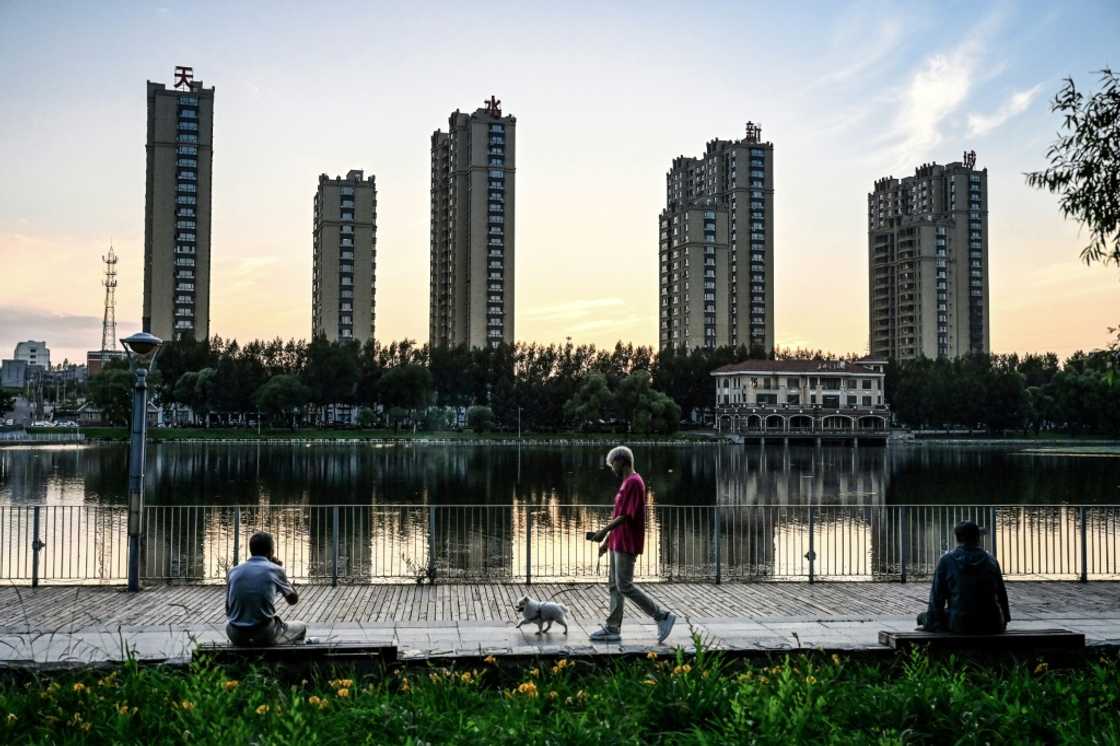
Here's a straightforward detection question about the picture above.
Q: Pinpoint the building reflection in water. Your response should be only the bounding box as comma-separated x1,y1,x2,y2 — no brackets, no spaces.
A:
2,444,1119,584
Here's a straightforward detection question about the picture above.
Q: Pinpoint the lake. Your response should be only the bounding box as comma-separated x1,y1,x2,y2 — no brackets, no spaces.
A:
1,442,1117,584
3,441,1119,507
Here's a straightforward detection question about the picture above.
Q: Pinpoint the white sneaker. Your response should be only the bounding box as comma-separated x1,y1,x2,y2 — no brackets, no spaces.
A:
589,626,621,642
657,613,676,644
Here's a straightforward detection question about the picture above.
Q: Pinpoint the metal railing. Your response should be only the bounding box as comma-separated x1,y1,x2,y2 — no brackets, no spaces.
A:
1,503,1118,586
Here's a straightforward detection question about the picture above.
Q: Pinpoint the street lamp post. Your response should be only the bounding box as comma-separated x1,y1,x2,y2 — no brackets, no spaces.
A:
121,332,163,593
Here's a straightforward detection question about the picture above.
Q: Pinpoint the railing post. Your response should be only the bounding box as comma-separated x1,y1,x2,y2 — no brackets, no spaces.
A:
713,505,722,585
31,506,44,588
427,504,436,583
525,509,533,586
990,507,998,561
806,502,816,584
899,505,908,583
1079,506,1088,583
331,506,339,587
232,508,241,567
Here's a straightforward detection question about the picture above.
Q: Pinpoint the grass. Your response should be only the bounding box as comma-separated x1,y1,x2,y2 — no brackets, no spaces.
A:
3,646,1118,744
77,427,713,443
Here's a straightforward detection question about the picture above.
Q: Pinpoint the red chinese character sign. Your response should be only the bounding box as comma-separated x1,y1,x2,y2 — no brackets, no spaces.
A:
174,66,194,90
484,95,501,116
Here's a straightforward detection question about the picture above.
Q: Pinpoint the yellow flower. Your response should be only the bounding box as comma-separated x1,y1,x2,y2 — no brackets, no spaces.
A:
672,664,692,676
178,699,195,711
7,713,17,723
308,696,322,707
547,690,559,701
80,722,92,734
483,655,497,665
831,654,841,666
223,680,239,691
805,675,817,686
529,667,540,678
116,704,130,716
255,704,270,715
1034,661,1049,674
759,675,769,685
646,651,659,661
576,689,588,702
516,681,539,698
72,683,87,693
331,678,353,689
460,672,473,684
401,680,411,693
337,688,350,698
702,671,710,679
642,678,657,686
98,673,118,688
564,696,574,705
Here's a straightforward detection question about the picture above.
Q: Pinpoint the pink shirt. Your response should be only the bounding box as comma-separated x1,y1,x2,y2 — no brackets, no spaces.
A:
609,472,647,555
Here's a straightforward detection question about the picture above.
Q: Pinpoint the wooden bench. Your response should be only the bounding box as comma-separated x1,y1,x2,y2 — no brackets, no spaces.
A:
879,629,1085,652
196,642,398,668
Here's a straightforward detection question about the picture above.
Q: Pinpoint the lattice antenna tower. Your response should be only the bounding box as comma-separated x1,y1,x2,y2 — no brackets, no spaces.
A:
100,244,118,353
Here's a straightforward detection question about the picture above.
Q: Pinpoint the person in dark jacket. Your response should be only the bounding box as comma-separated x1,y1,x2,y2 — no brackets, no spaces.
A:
917,520,1010,634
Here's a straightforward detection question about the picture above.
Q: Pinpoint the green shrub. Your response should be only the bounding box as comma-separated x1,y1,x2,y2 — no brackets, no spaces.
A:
2,649,1118,744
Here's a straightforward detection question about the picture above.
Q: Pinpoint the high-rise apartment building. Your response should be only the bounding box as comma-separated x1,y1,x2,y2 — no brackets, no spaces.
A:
659,122,774,353
143,66,214,342
312,170,377,344
868,152,989,360
429,97,516,349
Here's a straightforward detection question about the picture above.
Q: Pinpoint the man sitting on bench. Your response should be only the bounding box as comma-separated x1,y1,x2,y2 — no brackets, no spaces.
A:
226,532,307,646
918,520,1010,634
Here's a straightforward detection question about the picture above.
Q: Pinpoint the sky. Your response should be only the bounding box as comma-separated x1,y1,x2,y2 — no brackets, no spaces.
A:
1,0,1117,366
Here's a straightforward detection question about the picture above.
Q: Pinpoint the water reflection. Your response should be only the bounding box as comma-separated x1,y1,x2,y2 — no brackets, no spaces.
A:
3,442,1118,508
2,443,1118,584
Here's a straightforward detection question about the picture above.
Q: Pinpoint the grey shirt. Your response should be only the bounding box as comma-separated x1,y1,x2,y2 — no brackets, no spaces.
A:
226,556,295,628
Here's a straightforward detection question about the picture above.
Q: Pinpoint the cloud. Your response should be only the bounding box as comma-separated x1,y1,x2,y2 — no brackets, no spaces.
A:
521,298,625,323
0,306,141,364
887,38,979,168
967,84,1043,136
819,17,904,86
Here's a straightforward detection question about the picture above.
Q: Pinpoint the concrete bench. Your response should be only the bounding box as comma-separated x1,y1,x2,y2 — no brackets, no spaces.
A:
879,629,1084,652
197,642,398,668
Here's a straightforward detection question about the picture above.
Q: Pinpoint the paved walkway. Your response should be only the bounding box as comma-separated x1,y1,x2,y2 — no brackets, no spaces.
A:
1,582,1117,665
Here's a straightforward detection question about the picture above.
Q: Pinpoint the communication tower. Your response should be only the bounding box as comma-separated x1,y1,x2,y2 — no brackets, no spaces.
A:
100,245,118,352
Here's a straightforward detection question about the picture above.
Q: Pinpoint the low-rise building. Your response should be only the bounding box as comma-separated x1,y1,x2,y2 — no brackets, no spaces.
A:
14,341,50,369
711,356,889,436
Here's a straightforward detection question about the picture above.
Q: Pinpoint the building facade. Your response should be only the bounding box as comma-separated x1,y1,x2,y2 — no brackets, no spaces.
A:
711,357,889,436
868,153,990,360
13,341,50,370
143,68,215,342
429,97,516,349
660,122,774,353
312,170,377,344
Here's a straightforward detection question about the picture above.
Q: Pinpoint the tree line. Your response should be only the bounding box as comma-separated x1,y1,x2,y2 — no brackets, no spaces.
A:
887,347,1119,435
84,334,1119,436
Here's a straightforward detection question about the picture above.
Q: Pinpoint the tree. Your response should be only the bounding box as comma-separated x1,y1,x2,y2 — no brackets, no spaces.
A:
0,388,16,416
87,368,133,426
466,405,495,433
616,370,681,434
564,374,614,431
1026,68,1120,267
378,363,433,428
253,375,309,430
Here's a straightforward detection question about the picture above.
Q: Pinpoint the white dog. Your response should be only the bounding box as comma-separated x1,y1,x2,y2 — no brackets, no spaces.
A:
514,595,569,635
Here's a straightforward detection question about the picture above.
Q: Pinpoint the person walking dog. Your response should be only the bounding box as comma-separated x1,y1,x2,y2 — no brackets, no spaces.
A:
588,445,676,644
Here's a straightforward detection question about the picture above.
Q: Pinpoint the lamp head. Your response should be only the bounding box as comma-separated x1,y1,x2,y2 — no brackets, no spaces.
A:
120,332,163,366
